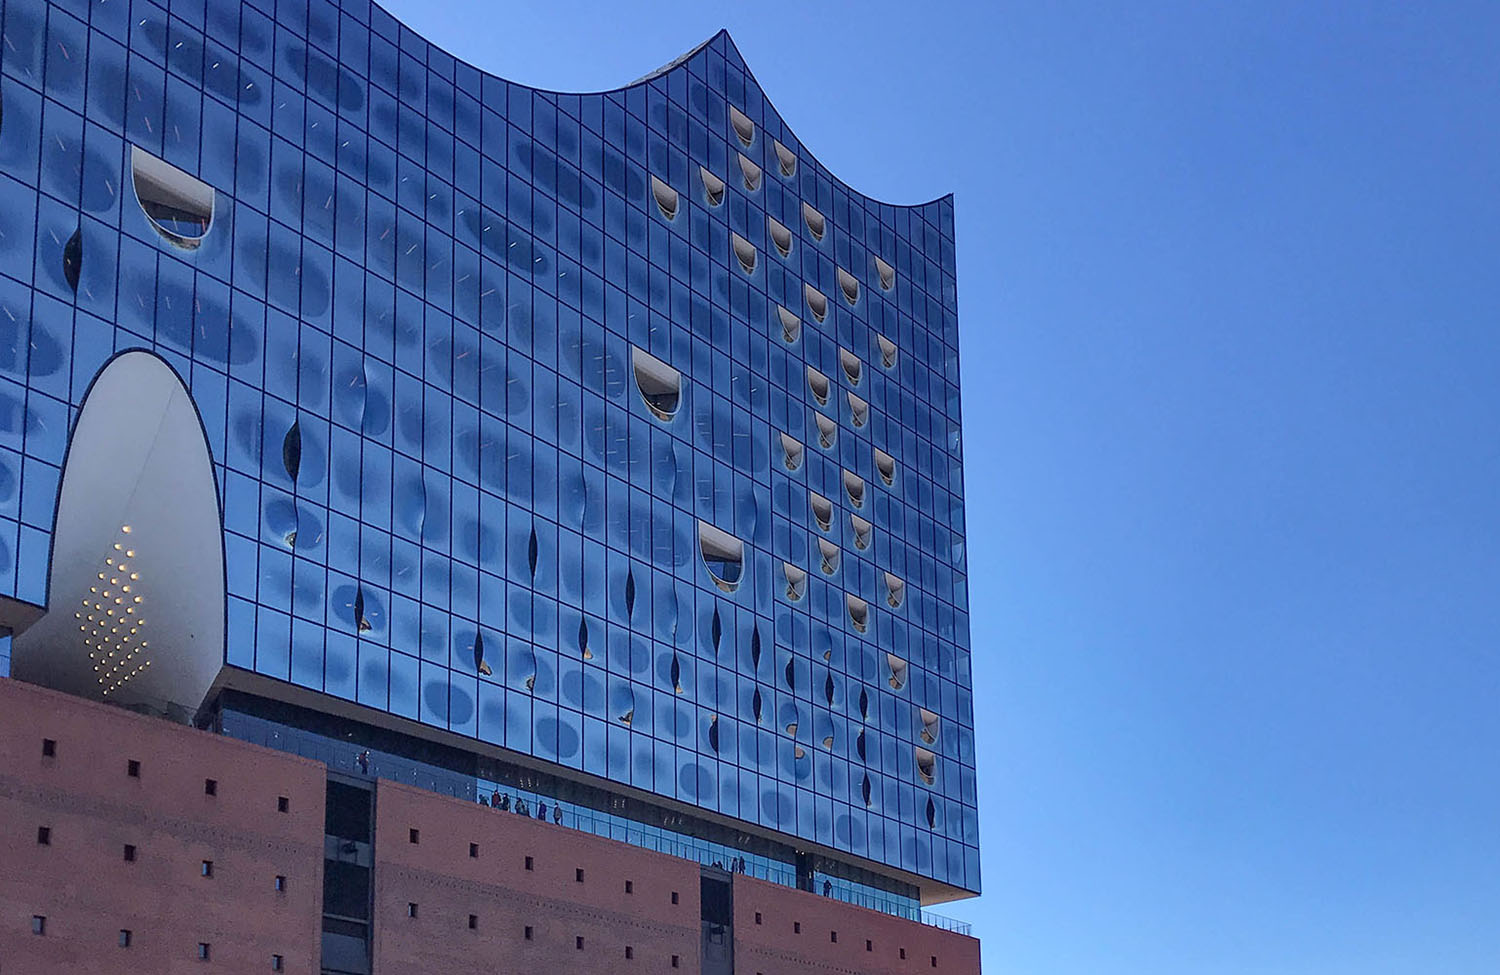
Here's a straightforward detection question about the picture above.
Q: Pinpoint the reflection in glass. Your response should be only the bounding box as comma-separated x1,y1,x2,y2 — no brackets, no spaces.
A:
874,256,896,291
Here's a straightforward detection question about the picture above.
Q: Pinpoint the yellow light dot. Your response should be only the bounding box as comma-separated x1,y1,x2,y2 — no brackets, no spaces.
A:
130,573,139,580
121,525,131,533
126,550,135,558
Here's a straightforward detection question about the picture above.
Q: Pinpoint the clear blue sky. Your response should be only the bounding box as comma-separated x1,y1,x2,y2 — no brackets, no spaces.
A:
383,2,1500,971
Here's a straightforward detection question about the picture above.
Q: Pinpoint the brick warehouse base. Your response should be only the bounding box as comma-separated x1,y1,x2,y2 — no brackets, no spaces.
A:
0,677,979,974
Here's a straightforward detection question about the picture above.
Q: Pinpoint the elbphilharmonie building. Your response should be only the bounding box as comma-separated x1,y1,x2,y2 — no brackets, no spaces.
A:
0,1,980,970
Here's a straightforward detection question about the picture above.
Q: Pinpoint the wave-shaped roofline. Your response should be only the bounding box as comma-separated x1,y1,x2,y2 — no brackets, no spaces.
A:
374,6,953,213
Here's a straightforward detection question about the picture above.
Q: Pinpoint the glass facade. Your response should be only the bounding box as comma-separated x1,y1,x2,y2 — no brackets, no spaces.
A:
0,0,976,894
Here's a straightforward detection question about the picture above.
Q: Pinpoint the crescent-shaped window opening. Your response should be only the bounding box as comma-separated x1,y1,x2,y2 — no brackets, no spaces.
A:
915,746,937,785
805,285,828,323
806,366,830,406
846,594,869,633
631,346,682,421
131,145,215,250
783,562,807,601
778,306,801,344
851,514,873,551
700,166,725,207
779,433,804,471
919,707,941,745
731,233,757,275
809,492,833,532
874,255,896,291
840,348,863,386
814,413,837,450
698,521,744,592
650,175,679,220
837,267,860,305
738,153,761,192
768,217,793,258
773,139,797,177
803,203,826,241
884,572,906,608
843,470,865,508
877,334,899,369
848,393,869,428
874,448,896,486
729,105,755,146
818,539,841,576
887,653,908,691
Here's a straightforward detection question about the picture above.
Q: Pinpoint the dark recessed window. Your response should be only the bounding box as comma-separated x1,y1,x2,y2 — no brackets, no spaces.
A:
32,915,46,935
900,948,907,959
672,955,680,968
525,856,534,871
932,956,939,967
127,759,141,777
409,828,420,844
794,922,801,934
575,936,585,950
272,955,284,972
625,946,634,960
204,779,217,796
277,796,289,813
41,738,56,757
831,931,838,943
468,914,478,930
754,912,762,925
119,929,132,948
275,875,286,892
625,880,633,894
866,939,873,951
574,868,584,883
36,826,50,845
198,943,211,961
524,925,534,941
469,843,479,858
671,891,679,905
407,903,418,918
201,860,213,877
123,844,137,862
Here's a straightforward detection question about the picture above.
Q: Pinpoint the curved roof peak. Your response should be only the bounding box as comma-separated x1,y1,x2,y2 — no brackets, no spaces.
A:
373,3,952,213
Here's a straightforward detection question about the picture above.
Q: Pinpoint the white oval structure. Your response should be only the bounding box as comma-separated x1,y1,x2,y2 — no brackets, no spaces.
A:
13,352,225,716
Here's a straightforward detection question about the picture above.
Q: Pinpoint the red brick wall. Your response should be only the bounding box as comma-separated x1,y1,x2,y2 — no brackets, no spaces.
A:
372,780,704,975
733,874,981,975
0,677,982,975
0,678,326,974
